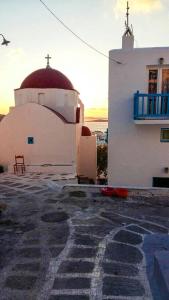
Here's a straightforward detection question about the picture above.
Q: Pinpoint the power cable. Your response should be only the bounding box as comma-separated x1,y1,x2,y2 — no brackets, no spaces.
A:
39,0,122,64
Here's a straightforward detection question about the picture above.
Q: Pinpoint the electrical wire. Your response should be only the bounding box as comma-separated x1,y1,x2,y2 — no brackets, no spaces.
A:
39,0,122,64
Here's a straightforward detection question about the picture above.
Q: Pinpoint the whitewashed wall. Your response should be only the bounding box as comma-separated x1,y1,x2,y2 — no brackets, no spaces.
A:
0,103,76,174
78,135,97,181
108,47,169,187
15,88,79,123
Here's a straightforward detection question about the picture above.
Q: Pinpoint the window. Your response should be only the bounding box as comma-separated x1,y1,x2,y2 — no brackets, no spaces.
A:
147,68,169,115
162,69,169,93
148,70,158,114
27,137,34,144
153,177,169,188
160,128,169,142
147,68,169,94
148,70,158,93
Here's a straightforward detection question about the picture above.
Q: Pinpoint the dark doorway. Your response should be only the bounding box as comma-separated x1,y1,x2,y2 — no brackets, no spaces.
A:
153,177,169,188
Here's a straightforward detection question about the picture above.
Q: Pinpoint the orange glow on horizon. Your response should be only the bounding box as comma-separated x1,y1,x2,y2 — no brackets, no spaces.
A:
85,107,108,119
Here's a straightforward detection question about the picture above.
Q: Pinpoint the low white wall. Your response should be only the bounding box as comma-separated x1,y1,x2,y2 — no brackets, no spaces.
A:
78,135,97,181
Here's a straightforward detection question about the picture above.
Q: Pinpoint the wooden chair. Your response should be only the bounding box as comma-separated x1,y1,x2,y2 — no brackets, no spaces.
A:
13,155,26,175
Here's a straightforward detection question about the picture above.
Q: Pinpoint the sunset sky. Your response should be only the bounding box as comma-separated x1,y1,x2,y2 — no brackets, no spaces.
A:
1,0,169,116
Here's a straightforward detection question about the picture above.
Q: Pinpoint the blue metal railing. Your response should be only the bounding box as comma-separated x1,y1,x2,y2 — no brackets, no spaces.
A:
134,91,169,120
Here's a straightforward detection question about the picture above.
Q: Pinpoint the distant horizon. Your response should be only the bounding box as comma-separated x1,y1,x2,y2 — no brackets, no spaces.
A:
85,107,108,120
85,117,108,122
1,106,108,120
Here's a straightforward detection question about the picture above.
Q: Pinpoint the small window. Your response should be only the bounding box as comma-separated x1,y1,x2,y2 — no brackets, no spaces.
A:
27,137,34,144
153,177,169,188
148,70,158,93
160,128,169,142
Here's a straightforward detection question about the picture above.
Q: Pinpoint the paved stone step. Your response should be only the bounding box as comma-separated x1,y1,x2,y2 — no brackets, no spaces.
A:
103,276,145,297
103,262,139,277
113,230,142,245
58,261,94,274
18,247,41,258
68,247,97,258
13,262,40,272
41,212,69,223
104,242,143,264
154,250,169,299
53,277,91,289
5,275,37,290
73,234,101,247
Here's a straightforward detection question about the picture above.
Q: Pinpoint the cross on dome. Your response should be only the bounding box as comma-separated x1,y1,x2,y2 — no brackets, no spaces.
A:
45,54,51,68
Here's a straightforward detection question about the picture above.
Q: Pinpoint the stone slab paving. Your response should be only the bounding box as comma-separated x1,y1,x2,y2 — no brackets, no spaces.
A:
0,173,169,299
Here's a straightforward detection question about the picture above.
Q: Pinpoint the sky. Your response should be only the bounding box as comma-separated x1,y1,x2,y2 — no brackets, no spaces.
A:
1,0,169,115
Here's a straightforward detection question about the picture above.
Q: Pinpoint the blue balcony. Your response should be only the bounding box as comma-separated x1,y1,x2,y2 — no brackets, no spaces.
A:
134,91,169,124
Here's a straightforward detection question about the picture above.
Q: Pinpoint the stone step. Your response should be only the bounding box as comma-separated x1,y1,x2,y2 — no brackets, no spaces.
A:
154,250,169,299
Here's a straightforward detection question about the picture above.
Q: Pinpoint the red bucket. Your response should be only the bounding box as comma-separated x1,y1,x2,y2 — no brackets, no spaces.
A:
101,187,128,198
101,187,116,196
115,188,128,198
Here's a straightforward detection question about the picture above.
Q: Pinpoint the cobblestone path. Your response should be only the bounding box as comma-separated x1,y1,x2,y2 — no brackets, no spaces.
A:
0,174,169,299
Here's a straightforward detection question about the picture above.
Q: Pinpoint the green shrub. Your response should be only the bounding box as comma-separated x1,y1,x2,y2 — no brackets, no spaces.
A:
97,144,107,178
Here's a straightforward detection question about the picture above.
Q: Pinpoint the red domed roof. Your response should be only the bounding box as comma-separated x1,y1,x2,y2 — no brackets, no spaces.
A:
20,68,74,90
81,126,91,136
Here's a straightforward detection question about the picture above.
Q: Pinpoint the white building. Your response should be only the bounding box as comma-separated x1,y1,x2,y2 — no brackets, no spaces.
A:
0,56,96,181
108,6,169,188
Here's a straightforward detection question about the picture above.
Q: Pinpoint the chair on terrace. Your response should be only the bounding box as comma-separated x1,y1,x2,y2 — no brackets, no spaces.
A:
13,155,26,175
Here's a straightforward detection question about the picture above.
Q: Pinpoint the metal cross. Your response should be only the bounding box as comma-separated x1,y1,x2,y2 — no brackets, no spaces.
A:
126,1,129,28
45,54,51,68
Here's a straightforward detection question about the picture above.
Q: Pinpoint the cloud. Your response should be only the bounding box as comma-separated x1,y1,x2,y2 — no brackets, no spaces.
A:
114,0,163,16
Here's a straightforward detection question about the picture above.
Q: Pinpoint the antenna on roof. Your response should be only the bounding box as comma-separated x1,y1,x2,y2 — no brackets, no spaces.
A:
122,1,134,49
124,1,133,36
126,1,130,29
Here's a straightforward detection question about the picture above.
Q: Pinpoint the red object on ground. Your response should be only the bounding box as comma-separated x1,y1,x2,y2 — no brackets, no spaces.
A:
101,187,116,196
115,188,128,198
101,187,128,198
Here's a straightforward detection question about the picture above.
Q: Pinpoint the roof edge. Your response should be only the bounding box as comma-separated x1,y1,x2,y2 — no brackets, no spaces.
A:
14,87,79,94
43,105,76,124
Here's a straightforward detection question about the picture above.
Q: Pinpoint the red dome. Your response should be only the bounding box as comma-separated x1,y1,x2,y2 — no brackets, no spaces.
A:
20,68,74,90
81,126,91,136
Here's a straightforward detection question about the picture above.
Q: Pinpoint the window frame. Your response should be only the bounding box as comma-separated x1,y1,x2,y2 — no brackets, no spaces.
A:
160,128,169,142
147,65,169,94
27,137,34,144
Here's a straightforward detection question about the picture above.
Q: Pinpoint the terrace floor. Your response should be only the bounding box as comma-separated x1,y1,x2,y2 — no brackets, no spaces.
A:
0,173,169,300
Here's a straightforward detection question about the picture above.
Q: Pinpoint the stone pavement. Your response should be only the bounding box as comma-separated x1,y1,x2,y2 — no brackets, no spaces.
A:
0,173,169,299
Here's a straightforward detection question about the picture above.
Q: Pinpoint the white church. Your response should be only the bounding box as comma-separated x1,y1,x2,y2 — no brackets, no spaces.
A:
108,3,169,188
0,55,96,181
